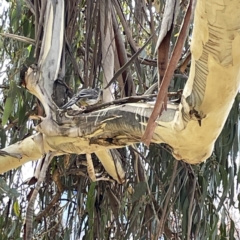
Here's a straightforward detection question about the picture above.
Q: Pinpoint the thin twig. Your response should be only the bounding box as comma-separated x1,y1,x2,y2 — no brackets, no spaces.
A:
104,34,154,89
187,174,197,240
24,0,35,15
156,160,179,239
0,33,35,45
34,0,47,58
112,0,138,52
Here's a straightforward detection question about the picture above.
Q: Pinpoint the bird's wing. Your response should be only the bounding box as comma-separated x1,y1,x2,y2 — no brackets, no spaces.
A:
78,89,99,99
60,89,100,109
60,94,80,109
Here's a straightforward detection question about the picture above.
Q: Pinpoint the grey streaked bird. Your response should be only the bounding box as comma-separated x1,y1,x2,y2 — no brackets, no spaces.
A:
60,88,102,109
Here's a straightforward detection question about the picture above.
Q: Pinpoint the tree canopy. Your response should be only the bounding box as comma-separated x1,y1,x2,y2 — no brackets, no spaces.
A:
0,0,240,239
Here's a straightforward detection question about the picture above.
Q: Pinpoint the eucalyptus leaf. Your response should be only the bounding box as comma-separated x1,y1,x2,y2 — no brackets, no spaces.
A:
2,81,17,126
131,182,147,203
0,178,20,197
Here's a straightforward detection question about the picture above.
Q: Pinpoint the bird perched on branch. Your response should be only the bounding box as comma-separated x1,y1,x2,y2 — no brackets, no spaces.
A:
60,87,103,109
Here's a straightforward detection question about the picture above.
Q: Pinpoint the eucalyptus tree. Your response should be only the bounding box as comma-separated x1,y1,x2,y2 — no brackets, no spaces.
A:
0,0,239,239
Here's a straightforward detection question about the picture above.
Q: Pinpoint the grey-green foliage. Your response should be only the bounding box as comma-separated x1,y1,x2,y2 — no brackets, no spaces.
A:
0,0,239,239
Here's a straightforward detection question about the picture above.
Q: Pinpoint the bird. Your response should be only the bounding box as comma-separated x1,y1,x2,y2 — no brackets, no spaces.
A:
60,87,103,109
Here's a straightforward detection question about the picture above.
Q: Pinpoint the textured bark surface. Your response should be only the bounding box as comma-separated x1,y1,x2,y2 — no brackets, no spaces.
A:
0,0,240,173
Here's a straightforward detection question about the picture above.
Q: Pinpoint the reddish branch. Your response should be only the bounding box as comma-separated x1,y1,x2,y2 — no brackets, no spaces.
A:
142,0,193,146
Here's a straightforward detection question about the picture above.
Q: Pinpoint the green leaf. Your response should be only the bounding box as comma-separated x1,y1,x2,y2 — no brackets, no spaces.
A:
0,178,20,198
132,182,147,202
124,204,141,240
7,221,16,238
229,219,235,239
0,129,7,148
13,200,20,217
182,196,189,238
2,81,17,126
209,214,218,238
216,165,229,211
86,182,96,240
